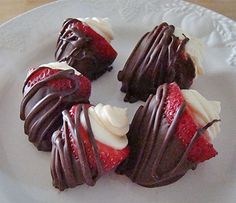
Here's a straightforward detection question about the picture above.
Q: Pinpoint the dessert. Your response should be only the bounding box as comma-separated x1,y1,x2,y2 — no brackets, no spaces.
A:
51,103,129,190
118,22,203,103
18,16,223,192
20,62,91,151
116,83,221,187
55,17,117,80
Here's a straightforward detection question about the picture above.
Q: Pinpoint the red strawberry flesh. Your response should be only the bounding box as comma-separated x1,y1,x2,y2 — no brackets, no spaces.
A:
68,105,129,172
164,83,217,163
71,20,117,62
24,67,91,100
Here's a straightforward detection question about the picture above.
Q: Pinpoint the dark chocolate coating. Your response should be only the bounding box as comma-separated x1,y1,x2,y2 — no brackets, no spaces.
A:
55,18,114,80
116,84,218,187
51,105,103,191
20,68,89,151
118,22,196,103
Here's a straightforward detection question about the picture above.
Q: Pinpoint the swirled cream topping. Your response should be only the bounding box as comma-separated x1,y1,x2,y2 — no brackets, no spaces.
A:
174,27,204,76
182,89,221,141
39,62,81,76
78,17,114,43
80,103,129,150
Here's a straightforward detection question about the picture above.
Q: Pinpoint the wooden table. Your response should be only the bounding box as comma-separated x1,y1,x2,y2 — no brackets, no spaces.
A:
0,0,235,24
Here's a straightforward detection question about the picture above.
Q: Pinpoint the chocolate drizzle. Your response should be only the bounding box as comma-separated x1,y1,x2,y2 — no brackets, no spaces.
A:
116,84,219,187
51,105,103,191
118,22,196,103
55,18,114,80
20,68,89,151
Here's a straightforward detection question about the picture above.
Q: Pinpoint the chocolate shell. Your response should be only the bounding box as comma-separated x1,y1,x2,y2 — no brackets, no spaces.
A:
20,68,89,151
118,22,196,103
55,18,115,80
116,84,217,187
51,104,103,191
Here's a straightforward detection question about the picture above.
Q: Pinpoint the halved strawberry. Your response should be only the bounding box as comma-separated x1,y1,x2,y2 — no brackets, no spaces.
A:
164,83,217,163
69,104,129,172
70,20,117,62
24,66,91,100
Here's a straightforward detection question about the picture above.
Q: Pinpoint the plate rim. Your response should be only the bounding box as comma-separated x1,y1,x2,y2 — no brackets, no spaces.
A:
0,0,235,31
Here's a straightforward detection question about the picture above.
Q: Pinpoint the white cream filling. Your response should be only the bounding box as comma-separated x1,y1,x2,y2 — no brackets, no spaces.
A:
182,89,221,141
78,17,114,43
39,62,81,76
174,27,204,76
80,104,129,150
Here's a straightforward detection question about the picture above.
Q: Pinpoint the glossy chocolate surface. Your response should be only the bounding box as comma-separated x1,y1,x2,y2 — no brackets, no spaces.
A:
51,105,103,191
55,18,114,80
20,68,89,151
118,22,196,103
116,84,218,187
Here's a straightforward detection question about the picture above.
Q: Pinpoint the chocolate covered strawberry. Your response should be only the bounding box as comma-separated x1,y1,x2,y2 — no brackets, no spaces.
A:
116,82,221,187
20,62,91,151
118,22,203,103
51,103,129,191
55,17,117,80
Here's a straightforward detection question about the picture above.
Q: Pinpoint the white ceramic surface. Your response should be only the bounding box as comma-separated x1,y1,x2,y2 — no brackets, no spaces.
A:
0,0,236,202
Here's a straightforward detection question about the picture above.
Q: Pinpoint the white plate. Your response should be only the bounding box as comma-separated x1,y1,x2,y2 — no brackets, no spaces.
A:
0,0,236,202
